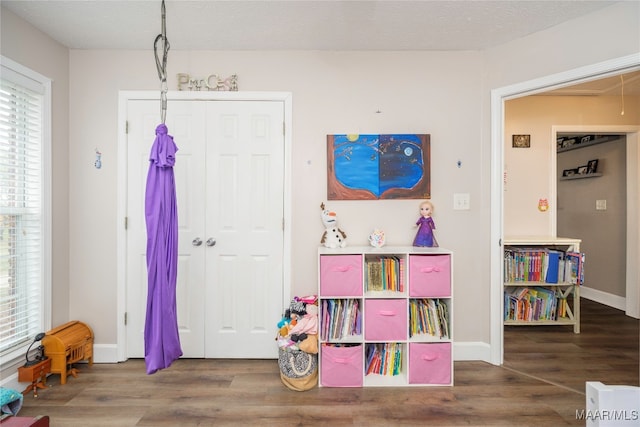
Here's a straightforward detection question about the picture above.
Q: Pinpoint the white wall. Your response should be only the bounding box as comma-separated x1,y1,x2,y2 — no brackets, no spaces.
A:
0,8,70,328
2,1,639,365
69,49,486,346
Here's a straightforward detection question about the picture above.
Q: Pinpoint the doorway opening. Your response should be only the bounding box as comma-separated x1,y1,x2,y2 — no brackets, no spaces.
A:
490,54,640,366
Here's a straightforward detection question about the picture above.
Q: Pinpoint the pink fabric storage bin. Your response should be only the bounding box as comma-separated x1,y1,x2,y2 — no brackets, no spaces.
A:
320,344,363,387
409,255,451,297
364,299,407,341
408,342,452,385
320,255,363,296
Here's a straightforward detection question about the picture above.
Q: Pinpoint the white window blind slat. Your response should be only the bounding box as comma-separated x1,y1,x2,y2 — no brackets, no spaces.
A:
0,58,47,356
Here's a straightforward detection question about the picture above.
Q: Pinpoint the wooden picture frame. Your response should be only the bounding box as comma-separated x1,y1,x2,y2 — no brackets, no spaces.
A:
512,134,530,148
327,134,430,200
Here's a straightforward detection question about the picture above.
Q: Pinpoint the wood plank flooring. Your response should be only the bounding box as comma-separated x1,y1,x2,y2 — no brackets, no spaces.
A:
14,299,638,426
504,298,639,392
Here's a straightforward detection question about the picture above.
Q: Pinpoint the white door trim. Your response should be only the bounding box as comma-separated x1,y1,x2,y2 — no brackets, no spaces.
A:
116,91,293,362
490,53,640,366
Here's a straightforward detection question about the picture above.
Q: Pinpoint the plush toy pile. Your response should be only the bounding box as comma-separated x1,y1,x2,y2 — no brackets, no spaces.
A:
276,295,319,391
276,295,318,354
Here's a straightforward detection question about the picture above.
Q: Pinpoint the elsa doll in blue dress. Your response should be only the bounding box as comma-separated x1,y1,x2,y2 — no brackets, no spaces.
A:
413,200,438,247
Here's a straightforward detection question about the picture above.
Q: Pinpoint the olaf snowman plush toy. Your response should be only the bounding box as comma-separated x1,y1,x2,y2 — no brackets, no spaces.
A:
320,202,347,248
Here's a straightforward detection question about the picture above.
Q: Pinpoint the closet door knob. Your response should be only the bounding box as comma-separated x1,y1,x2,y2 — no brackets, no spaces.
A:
206,238,217,247
192,238,203,247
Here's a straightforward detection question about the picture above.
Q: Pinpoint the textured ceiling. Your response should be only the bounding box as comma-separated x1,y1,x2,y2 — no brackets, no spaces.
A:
3,1,638,94
2,0,622,51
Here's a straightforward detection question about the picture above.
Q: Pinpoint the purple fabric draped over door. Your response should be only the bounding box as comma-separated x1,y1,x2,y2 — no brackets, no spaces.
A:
144,123,183,374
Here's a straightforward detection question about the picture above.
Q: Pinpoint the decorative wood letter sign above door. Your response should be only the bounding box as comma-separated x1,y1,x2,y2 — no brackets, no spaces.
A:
327,134,430,200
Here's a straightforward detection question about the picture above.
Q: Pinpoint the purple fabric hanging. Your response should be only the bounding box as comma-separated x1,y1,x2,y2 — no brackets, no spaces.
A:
144,123,183,374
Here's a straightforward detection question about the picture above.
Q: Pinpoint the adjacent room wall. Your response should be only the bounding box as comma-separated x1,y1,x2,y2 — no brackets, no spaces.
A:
504,96,639,237
557,136,627,298
504,95,639,303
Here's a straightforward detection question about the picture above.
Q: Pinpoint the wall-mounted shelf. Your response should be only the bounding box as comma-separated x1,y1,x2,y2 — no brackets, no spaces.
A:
557,135,621,153
560,173,602,181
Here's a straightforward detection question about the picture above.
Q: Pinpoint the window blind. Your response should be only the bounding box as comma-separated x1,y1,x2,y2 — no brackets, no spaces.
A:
0,63,45,355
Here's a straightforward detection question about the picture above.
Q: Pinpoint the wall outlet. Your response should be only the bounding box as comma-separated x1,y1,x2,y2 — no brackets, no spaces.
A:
596,199,607,210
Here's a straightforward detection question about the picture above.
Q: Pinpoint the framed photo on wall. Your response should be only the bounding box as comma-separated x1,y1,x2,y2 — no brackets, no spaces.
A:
587,159,599,174
512,134,530,148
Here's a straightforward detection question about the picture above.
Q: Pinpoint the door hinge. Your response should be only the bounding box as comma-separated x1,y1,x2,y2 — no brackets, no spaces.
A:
282,122,285,136
125,217,128,230
124,312,128,325
126,120,129,134
282,218,285,230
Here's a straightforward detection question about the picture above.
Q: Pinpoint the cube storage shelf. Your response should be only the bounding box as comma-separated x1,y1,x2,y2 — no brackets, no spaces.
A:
318,246,453,387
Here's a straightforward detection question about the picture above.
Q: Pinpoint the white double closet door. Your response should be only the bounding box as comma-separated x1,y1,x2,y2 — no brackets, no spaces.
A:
126,98,284,359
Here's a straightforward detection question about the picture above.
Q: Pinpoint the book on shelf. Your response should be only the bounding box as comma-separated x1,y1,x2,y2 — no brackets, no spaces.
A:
503,285,572,321
365,256,405,292
544,250,561,283
409,298,449,338
504,246,584,285
365,342,402,376
565,251,585,285
321,298,361,341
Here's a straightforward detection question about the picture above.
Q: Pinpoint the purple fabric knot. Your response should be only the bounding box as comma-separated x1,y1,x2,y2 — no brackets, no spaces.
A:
155,124,168,135
149,124,177,168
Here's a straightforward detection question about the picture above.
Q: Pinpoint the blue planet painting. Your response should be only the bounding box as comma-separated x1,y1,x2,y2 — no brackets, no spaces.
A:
327,134,430,200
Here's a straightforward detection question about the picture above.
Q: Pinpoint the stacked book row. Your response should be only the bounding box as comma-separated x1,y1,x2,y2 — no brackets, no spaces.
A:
504,286,569,321
504,247,584,285
409,298,450,339
365,256,405,292
320,298,362,341
365,342,402,376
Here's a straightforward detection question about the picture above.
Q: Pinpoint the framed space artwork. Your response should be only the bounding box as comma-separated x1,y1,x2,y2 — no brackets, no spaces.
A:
327,134,431,200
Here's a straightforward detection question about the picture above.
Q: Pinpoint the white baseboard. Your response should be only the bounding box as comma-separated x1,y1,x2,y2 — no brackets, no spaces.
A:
93,342,494,364
453,341,492,363
92,343,120,363
0,374,20,393
581,286,627,311
82,343,498,365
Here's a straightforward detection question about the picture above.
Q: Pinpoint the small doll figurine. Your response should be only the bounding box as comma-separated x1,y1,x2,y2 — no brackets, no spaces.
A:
413,200,438,247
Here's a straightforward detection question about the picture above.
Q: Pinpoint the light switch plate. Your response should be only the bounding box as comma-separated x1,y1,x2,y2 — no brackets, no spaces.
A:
596,199,607,210
454,193,470,210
